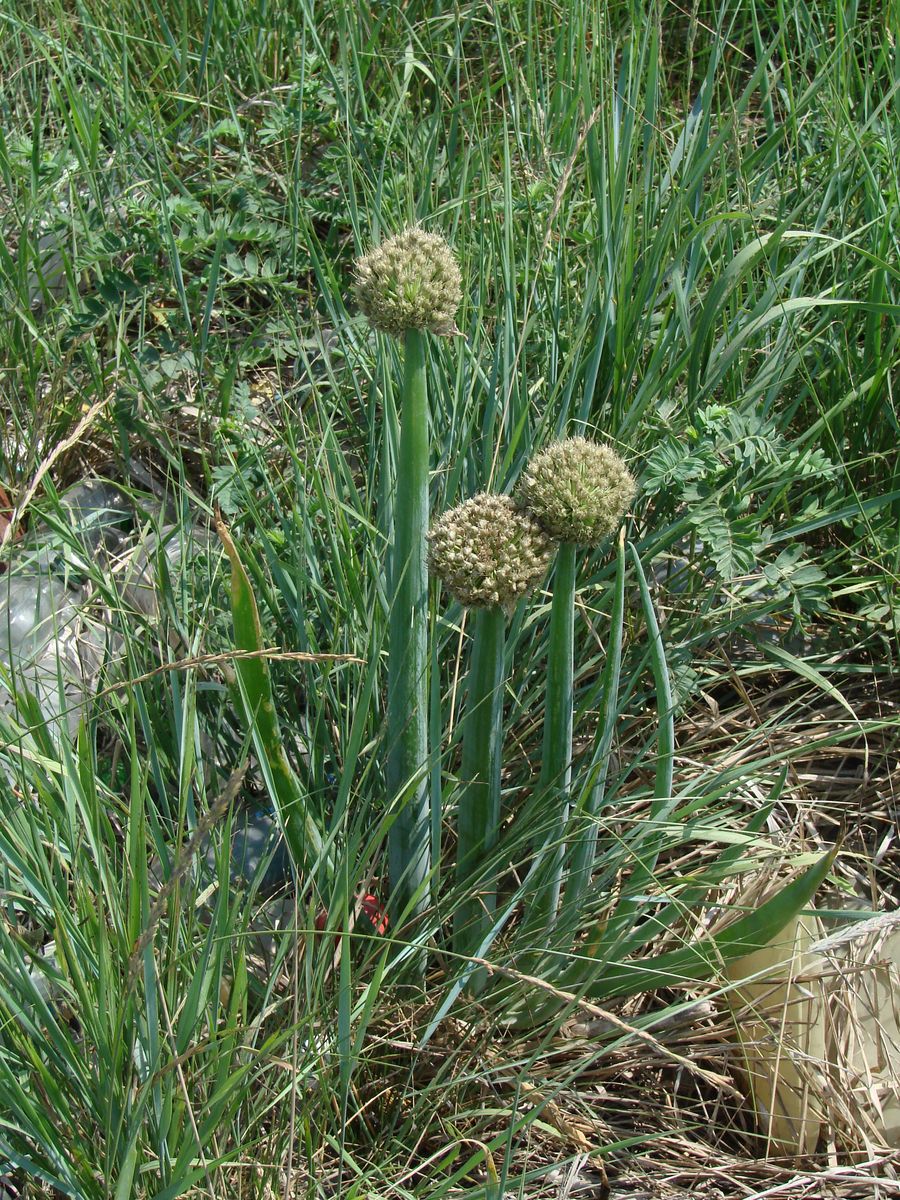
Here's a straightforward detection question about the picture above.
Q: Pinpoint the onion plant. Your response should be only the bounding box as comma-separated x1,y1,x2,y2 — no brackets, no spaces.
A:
428,494,555,989
354,228,462,924
1,0,894,1190
424,461,835,1020
515,436,635,929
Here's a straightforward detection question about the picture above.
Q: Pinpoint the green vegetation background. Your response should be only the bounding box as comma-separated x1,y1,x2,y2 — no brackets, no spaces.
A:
0,0,897,1196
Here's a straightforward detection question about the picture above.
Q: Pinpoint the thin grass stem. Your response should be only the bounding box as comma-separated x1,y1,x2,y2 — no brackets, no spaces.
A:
560,529,626,923
527,540,577,931
453,603,505,994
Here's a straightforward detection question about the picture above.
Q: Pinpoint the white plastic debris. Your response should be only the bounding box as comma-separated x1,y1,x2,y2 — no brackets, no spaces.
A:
726,912,828,1156
727,907,900,1154
0,479,136,740
0,562,109,738
817,914,900,1146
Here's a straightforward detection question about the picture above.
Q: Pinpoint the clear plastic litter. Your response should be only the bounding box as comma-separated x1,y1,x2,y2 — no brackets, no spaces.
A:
56,478,134,564
0,477,136,739
205,806,293,897
0,557,108,738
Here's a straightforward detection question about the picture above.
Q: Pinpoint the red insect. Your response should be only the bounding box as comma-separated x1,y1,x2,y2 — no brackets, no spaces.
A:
314,894,389,935
359,893,389,935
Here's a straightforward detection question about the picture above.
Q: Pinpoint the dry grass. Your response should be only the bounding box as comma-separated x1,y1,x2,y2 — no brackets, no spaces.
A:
265,667,898,1198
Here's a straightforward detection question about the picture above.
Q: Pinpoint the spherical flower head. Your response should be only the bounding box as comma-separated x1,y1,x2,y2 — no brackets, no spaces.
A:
354,227,462,338
516,436,635,546
428,494,555,612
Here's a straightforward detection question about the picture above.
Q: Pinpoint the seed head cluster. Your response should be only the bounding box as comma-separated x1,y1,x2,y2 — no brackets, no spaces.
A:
354,227,462,338
428,494,555,611
516,436,635,546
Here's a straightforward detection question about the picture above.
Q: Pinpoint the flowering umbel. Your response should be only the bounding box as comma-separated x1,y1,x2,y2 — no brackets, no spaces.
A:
428,494,555,611
516,436,635,546
354,227,462,338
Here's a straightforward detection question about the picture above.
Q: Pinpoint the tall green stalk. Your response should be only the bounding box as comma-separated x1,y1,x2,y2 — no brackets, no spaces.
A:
453,604,505,992
353,226,462,934
428,493,555,988
386,329,430,922
515,437,636,939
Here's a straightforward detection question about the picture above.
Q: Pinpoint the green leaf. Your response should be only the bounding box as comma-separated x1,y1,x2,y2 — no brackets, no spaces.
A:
579,845,837,1001
756,642,858,720
216,514,329,889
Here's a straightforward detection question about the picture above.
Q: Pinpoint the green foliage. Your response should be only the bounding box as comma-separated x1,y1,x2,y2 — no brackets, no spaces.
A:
218,516,329,887
644,403,834,581
0,0,896,1193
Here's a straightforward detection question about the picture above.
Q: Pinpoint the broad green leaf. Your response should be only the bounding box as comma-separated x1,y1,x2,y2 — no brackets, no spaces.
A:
216,515,329,887
579,845,837,1001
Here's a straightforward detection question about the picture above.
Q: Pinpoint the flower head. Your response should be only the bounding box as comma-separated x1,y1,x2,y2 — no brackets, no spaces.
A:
354,227,462,338
428,494,555,611
516,436,635,546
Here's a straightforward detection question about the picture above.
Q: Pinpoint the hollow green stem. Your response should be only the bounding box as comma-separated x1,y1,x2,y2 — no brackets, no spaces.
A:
528,540,577,931
453,604,505,993
386,329,430,925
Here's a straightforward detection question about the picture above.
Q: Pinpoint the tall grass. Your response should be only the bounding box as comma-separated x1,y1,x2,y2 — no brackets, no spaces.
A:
0,0,897,1194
